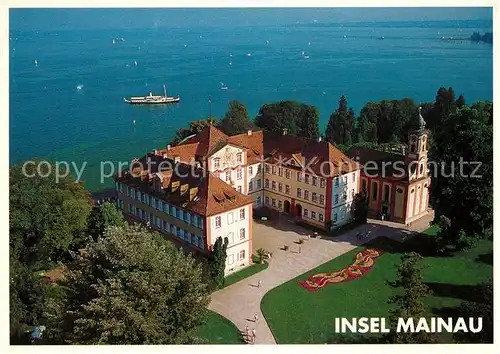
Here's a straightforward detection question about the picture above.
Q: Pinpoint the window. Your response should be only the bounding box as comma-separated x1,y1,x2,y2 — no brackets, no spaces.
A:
237,152,242,163
249,181,253,191
257,179,262,189
215,216,221,228
227,232,235,244
320,195,325,205
164,202,169,214
155,217,161,228
265,179,269,188
383,185,390,202
136,190,141,201
320,178,326,188
352,173,356,182
265,164,270,173
272,166,276,174
343,176,348,184
372,182,378,201
240,228,245,240
312,176,318,186
312,192,317,203
311,211,316,219
297,188,302,198
157,200,162,211
163,220,168,231
305,174,310,184
304,209,309,217
272,181,277,190
342,209,347,219
285,169,291,179
226,171,231,181
227,255,234,265
334,194,339,204
362,179,368,195
265,196,270,205
152,198,156,209
240,208,245,220
256,196,262,205
278,168,283,177
333,213,338,222
278,183,283,192
343,192,347,201
319,214,324,222
177,208,182,219
176,228,182,238
351,189,355,199
258,164,262,173
285,185,291,195
249,166,253,174
419,164,424,175
237,168,242,180
304,190,309,200
272,199,276,207
278,200,283,210
239,250,246,261
214,158,220,169
227,212,234,224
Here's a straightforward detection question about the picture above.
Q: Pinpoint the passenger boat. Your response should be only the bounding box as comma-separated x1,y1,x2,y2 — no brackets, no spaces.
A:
123,85,180,104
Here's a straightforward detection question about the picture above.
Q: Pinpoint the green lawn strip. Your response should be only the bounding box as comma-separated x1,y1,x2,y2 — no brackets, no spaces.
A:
261,230,492,344
224,257,269,288
196,310,243,344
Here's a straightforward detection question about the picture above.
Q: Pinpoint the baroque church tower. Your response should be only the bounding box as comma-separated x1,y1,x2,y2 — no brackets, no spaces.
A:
406,107,429,182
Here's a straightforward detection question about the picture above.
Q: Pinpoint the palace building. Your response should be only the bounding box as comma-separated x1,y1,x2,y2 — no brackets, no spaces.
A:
115,110,430,274
345,108,431,224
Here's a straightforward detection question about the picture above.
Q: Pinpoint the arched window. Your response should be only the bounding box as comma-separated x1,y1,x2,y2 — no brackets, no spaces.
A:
419,164,424,175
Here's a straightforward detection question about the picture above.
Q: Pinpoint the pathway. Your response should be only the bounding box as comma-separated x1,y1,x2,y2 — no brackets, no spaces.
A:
208,213,433,344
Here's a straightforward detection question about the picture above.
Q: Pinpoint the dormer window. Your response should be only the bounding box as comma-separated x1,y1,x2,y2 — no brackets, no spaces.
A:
214,158,220,169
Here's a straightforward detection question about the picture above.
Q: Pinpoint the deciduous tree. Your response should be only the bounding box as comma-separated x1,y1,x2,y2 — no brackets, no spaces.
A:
48,225,210,344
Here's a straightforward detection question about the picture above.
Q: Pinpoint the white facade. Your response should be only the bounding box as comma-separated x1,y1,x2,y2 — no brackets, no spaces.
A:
247,162,264,208
208,204,252,275
208,145,247,194
330,170,360,227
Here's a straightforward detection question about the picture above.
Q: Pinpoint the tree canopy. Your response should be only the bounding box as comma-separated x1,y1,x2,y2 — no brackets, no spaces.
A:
430,104,493,249
255,100,319,140
217,100,254,136
47,225,210,344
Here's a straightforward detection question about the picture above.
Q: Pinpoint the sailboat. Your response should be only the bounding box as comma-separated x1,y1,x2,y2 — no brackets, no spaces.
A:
123,84,180,104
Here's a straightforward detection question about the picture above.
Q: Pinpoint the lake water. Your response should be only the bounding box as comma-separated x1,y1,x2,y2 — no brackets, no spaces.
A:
9,17,493,192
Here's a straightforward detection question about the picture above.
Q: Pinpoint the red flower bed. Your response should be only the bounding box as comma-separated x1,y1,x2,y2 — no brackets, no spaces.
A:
299,248,383,292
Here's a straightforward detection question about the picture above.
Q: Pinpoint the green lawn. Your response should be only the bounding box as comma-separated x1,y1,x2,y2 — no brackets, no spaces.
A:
261,227,493,344
196,310,243,344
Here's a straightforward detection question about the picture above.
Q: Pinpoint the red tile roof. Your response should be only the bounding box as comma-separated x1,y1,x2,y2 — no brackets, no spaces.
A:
116,153,253,216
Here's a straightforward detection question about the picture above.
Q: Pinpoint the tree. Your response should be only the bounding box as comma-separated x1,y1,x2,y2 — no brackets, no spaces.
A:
171,118,217,145
453,282,493,343
352,193,368,224
207,236,229,289
255,101,320,140
255,101,300,135
430,105,493,249
87,202,126,240
10,161,92,342
256,248,267,264
47,225,210,344
297,105,320,141
218,100,253,136
382,252,437,344
325,95,354,145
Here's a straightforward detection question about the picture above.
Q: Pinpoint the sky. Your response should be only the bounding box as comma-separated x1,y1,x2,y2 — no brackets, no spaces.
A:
10,7,493,31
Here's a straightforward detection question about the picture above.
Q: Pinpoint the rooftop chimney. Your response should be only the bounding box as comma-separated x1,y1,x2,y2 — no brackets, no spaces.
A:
318,136,322,142
153,149,158,155
167,144,171,151
282,128,288,136
174,156,180,163
247,129,252,136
